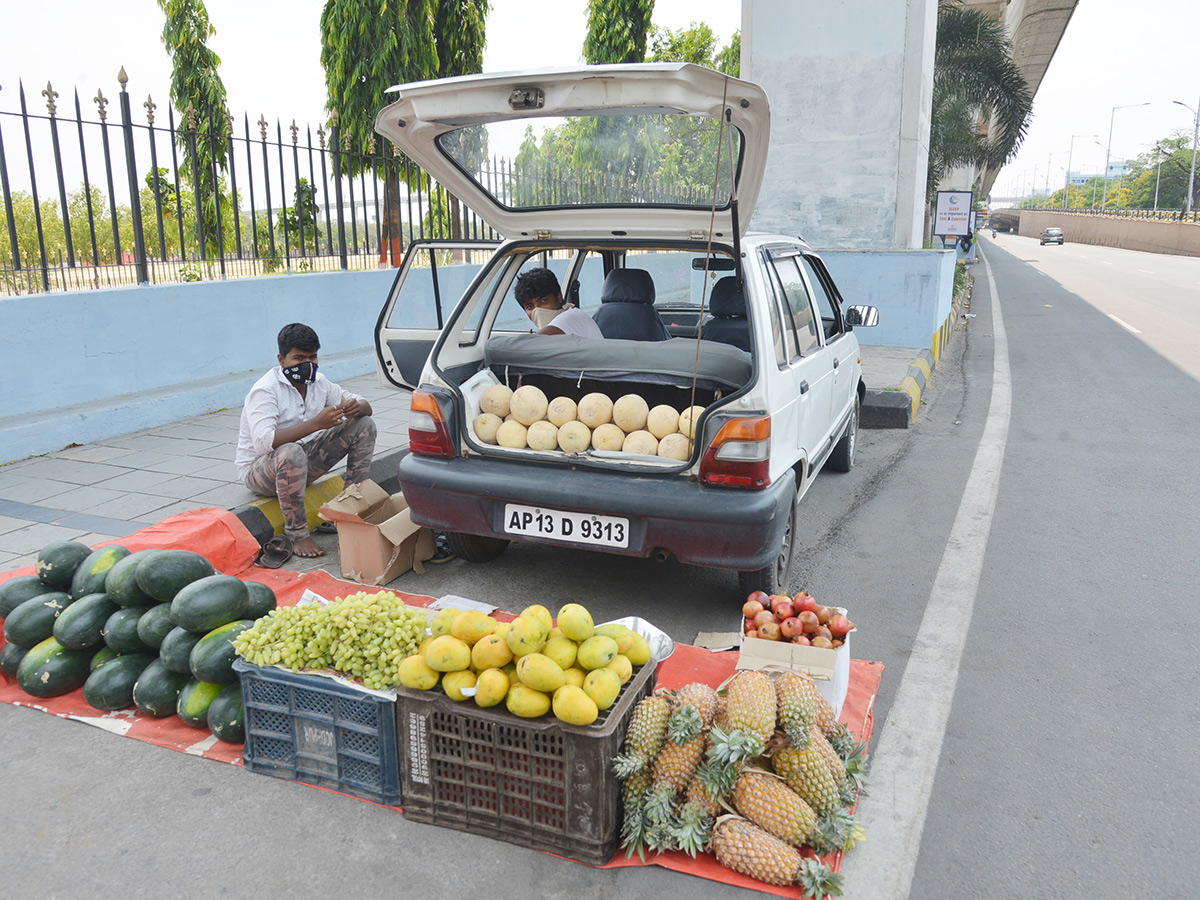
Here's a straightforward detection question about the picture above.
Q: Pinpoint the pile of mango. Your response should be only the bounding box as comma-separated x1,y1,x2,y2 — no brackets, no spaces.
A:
398,602,650,726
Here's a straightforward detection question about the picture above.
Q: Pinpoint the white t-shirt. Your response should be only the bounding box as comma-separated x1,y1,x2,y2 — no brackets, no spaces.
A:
234,367,361,481
546,306,604,339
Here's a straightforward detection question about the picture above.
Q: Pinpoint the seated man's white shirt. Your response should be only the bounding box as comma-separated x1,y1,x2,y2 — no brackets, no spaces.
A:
551,306,604,339
235,368,361,481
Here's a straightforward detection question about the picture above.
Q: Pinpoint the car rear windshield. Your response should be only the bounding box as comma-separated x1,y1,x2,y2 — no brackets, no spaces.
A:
435,113,744,212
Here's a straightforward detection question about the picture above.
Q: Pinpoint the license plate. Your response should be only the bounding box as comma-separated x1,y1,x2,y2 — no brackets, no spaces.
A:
502,504,630,548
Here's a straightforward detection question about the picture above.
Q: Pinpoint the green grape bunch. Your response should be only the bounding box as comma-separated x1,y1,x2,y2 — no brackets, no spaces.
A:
233,590,429,690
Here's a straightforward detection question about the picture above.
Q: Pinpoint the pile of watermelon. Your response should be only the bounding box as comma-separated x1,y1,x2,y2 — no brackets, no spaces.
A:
0,541,278,743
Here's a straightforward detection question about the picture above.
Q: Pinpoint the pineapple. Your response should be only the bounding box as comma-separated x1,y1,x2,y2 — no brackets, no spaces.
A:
808,806,867,856
709,815,804,887
619,769,653,860
731,769,818,847
774,671,818,748
643,730,710,839
811,730,848,787
612,694,672,778
671,759,723,857
772,739,844,817
670,681,720,735
719,671,776,743
798,858,845,900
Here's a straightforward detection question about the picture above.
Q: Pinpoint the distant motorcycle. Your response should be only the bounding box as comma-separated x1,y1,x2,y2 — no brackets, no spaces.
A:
991,229,997,238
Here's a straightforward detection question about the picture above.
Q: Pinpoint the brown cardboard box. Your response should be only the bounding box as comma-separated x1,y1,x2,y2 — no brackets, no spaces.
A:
736,608,853,716
318,480,437,586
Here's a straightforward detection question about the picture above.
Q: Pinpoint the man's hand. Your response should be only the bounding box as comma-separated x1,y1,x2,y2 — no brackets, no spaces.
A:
314,405,347,430
341,397,363,418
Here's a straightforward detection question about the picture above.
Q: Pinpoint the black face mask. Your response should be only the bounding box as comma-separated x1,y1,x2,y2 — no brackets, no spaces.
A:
282,361,318,385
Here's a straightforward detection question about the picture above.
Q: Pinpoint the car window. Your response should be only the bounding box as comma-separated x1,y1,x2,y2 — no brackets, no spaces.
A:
770,255,819,358
487,251,577,333
798,255,842,341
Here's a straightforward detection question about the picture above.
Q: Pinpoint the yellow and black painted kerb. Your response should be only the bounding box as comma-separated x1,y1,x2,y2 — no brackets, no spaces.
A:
233,472,345,547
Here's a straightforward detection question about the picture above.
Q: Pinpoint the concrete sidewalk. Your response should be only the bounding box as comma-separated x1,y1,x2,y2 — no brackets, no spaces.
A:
0,343,937,571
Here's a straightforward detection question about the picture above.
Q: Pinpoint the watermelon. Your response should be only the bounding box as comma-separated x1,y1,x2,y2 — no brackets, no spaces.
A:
104,549,163,607
132,659,191,717
101,607,156,654
171,575,249,634
82,653,156,711
135,603,176,650
136,550,215,603
158,626,205,675
189,620,254,684
0,641,31,678
0,576,49,619
207,683,245,743
177,678,226,728
4,592,72,648
16,637,93,698
53,592,120,650
243,580,278,620
90,646,120,671
68,545,131,600
34,541,92,589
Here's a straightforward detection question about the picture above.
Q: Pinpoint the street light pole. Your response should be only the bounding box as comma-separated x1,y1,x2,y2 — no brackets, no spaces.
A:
1172,92,1199,215
1102,102,1151,213
1066,134,1098,209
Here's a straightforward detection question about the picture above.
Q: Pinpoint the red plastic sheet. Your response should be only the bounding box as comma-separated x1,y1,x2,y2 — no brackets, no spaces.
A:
0,508,884,895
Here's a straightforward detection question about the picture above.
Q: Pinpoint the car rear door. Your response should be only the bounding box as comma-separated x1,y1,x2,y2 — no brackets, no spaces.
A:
375,240,497,389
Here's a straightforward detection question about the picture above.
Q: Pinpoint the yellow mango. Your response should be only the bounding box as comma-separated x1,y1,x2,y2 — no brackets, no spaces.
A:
505,683,551,718
593,623,636,654
471,633,514,670
555,603,595,642
516,652,566,693
423,635,472,673
625,633,652,666
521,604,554,633
542,635,578,670
505,615,548,657
450,609,495,645
492,621,511,641
474,667,509,708
430,608,462,638
552,684,599,726
442,669,476,702
582,667,621,710
577,634,620,670
606,654,633,685
398,654,440,691
562,666,588,688
502,662,519,686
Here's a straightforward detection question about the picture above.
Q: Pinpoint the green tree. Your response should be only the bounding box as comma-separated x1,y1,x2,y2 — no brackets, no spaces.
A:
158,0,231,260
927,1,1032,204
278,178,321,255
647,21,739,74
584,0,655,64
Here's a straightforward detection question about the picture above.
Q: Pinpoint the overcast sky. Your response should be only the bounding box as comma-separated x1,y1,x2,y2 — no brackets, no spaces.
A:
1,0,1195,205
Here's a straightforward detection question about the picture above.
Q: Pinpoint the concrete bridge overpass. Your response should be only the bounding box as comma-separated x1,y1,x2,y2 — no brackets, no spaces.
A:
988,208,1200,257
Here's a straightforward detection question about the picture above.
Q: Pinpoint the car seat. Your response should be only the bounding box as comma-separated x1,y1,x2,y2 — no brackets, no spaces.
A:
591,268,670,342
700,277,752,352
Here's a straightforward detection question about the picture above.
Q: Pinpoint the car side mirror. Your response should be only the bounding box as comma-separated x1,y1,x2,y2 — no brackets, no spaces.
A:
845,305,879,327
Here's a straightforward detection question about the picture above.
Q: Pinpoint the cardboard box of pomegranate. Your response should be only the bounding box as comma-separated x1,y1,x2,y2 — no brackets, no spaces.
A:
736,609,852,717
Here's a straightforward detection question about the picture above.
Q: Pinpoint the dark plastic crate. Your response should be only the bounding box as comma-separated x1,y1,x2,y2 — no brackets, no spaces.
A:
234,658,401,806
396,660,656,865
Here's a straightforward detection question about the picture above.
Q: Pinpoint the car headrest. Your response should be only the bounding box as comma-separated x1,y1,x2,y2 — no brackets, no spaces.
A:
709,277,746,319
600,268,656,305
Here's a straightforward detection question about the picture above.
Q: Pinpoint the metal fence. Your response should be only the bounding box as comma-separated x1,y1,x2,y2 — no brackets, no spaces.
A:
0,71,503,296
1014,205,1199,222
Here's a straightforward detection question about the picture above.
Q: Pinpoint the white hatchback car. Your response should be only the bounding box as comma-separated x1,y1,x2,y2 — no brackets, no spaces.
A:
372,63,877,595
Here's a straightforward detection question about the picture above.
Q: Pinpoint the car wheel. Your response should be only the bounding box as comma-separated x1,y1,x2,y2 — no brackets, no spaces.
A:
444,531,510,563
826,396,859,473
737,477,799,597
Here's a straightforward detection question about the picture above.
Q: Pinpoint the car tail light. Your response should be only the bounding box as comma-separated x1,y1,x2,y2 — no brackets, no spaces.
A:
408,390,456,458
700,415,771,488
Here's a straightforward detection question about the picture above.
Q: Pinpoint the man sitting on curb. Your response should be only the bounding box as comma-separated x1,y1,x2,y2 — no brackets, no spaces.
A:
515,267,604,339
235,323,376,560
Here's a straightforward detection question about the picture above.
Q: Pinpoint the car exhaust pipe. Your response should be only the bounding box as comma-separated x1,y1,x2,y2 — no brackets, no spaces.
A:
653,548,672,563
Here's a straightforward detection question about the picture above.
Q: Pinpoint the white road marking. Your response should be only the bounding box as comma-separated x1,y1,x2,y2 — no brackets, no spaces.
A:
1108,314,1142,334
841,247,1012,900
1137,269,1154,275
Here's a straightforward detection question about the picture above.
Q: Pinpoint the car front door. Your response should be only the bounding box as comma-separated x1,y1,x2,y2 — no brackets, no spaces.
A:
799,253,857,431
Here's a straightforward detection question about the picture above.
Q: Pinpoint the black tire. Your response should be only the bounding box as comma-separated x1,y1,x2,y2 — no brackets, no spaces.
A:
736,479,799,597
444,531,510,563
827,396,859,473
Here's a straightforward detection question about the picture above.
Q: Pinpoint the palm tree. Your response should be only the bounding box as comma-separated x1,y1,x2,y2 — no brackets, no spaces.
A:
927,1,1032,204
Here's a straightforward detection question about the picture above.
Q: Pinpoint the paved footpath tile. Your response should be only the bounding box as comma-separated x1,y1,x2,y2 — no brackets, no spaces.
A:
8,458,133,486
0,476,79,505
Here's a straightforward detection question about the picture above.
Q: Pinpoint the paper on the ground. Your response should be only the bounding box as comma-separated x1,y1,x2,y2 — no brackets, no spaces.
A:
429,594,500,614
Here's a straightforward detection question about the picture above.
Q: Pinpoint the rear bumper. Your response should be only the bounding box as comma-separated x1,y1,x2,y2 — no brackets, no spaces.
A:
397,453,794,570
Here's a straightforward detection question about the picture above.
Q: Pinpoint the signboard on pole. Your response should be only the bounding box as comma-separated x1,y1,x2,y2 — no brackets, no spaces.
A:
934,190,973,236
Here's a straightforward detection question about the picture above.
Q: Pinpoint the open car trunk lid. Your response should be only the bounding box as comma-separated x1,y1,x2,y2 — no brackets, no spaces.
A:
373,63,770,242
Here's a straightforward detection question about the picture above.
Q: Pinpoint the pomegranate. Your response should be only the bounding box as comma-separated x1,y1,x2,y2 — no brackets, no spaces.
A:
793,591,818,614
743,618,756,635
743,598,765,618
810,635,834,649
797,610,820,633
757,621,783,641
768,594,790,613
773,599,794,621
753,610,776,630
745,628,759,639
813,625,832,642
828,614,855,639
831,639,843,648
790,633,811,646
814,604,831,625
747,590,771,608
779,616,804,639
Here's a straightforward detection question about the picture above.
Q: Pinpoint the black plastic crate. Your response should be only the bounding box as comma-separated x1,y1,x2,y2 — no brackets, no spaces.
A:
234,658,401,806
397,660,656,865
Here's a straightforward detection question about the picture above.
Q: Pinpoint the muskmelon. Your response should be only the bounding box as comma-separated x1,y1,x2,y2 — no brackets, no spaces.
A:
509,385,549,426
577,392,613,428
679,405,705,439
621,430,659,456
647,404,680,439
479,384,513,417
557,421,591,453
547,396,578,427
473,413,503,444
612,394,650,433
657,432,692,460
526,420,559,451
496,420,528,449
592,423,625,451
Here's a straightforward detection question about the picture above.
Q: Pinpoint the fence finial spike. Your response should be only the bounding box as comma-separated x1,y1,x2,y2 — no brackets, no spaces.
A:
144,94,156,125
94,88,109,122
117,67,128,89
257,114,268,141
42,81,58,116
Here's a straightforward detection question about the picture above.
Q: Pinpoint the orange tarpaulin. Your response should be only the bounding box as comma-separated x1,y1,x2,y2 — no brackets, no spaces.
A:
0,508,883,895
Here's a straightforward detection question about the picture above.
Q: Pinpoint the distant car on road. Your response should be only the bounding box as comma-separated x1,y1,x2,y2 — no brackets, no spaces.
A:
1040,226,1064,245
